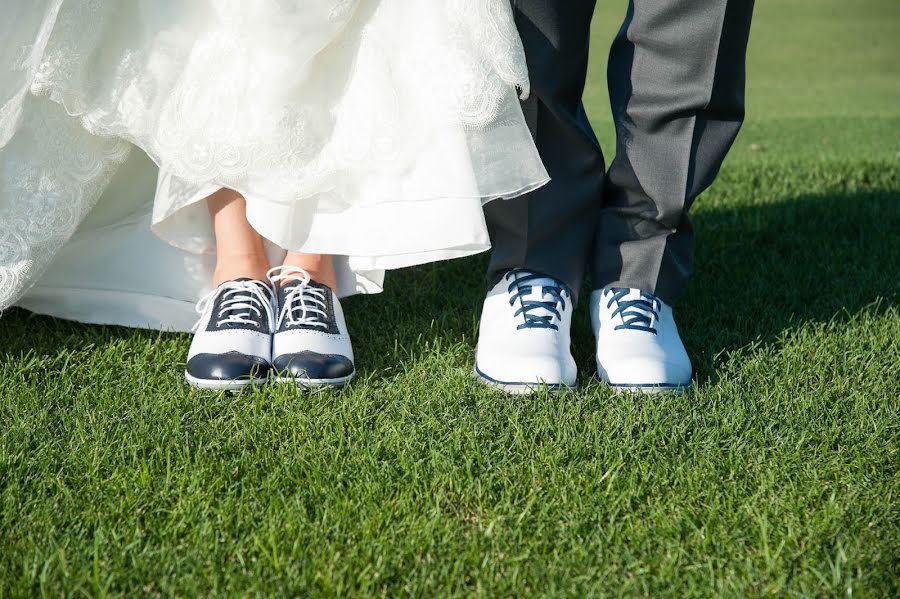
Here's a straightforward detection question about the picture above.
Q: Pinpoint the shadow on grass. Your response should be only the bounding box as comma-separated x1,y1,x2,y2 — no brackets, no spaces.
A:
681,185,899,383
1,186,897,387
344,184,900,383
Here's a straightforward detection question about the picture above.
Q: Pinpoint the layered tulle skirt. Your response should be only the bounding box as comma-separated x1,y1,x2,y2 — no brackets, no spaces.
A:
0,0,547,330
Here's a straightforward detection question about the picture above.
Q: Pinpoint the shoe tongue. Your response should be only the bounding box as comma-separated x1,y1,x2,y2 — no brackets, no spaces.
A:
611,287,659,305
527,276,557,289
277,279,334,316
225,277,268,289
225,278,269,299
214,279,268,325
279,277,326,295
606,287,660,327
513,274,559,298
510,274,566,323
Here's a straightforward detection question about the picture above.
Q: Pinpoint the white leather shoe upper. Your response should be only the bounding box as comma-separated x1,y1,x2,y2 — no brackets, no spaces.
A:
475,270,576,391
590,287,692,391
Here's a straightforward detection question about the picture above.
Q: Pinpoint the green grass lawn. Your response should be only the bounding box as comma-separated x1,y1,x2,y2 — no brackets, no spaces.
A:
2,1,899,596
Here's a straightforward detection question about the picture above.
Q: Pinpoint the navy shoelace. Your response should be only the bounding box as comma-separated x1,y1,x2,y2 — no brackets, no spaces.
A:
606,287,661,334
505,270,568,330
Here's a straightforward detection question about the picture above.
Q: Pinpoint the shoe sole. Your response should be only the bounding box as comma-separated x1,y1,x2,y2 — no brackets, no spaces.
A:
273,371,356,388
596,362,691,395
473,365,576,395
184,371,268,392
604,380,691,395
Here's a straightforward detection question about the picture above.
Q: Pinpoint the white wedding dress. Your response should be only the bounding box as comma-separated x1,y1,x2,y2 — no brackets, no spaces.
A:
0,0,547,331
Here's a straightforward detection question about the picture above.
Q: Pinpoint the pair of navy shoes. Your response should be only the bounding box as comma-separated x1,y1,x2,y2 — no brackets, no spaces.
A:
185,266,354,391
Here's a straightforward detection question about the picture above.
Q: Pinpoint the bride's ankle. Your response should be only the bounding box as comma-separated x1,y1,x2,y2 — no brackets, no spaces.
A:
213,253,269,286
280,253,337,292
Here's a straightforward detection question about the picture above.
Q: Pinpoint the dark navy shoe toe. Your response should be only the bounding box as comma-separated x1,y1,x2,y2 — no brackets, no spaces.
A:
186,352,270,383
273,351,354,382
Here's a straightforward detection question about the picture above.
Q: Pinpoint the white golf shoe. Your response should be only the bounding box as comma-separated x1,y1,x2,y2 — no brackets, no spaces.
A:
268,266,355,388
590,287,692,393
185,278,276,391
475,269,577,394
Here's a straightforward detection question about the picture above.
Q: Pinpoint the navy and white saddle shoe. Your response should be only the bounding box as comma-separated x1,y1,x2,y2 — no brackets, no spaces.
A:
268,266,355,388
475,269,576,394
185,278,276,391
590,287,692,394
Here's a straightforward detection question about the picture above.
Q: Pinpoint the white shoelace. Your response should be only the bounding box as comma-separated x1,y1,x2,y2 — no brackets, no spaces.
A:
267,266,330,329
192,279,275,332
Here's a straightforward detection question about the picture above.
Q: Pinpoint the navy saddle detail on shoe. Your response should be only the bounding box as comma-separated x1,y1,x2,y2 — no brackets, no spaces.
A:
272,351,354,380
204,278,274,333
276,279,339,334
186,351,271,382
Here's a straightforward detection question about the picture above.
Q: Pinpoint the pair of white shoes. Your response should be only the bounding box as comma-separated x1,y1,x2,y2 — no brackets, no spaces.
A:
184,266,354,391
475,269,692,394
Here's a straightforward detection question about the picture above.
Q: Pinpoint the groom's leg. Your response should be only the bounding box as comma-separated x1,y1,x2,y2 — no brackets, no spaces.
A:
589,0,753,392
476,0,603,392
592,0,754,303
484,0,605,303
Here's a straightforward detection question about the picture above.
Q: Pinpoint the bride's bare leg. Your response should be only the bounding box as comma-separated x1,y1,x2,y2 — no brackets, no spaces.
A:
207,188,269,286
280,252,337,292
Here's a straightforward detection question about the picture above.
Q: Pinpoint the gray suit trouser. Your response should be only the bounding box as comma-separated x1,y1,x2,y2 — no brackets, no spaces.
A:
484,0,755,305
